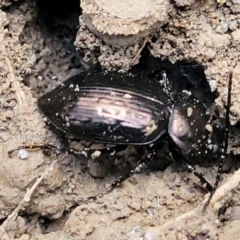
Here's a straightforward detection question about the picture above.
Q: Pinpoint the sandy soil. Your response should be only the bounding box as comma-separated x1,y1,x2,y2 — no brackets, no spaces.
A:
0,0,240,239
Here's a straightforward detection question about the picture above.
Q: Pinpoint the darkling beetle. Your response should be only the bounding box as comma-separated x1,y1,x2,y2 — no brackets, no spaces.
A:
8,58,232,211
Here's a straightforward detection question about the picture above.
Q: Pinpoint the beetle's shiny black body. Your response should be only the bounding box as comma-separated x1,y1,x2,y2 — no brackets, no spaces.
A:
38,68,221,159
38,72,170,145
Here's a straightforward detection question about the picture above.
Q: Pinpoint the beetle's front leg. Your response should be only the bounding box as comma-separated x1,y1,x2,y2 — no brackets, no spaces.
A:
168,144,213,193
85,146,156,202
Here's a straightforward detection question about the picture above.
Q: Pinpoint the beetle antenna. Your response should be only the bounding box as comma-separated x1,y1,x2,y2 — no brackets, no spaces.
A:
202,71,232,212
161,70,174,102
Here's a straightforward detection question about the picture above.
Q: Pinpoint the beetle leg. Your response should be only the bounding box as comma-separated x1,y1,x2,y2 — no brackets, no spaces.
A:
84,147,155,202
8,144,88,158
168,145,213,193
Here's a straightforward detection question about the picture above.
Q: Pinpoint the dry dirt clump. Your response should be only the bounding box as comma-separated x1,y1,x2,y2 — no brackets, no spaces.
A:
0,0,19,8
1,0,240,240
76,0,170,71
81,0,170,47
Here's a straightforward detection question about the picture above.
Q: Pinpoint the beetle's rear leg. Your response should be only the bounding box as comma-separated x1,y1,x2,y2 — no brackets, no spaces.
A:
85,147,156,202
7,143,96,158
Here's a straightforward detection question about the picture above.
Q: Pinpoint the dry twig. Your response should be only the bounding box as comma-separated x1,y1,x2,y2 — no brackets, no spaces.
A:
0,160,57,238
